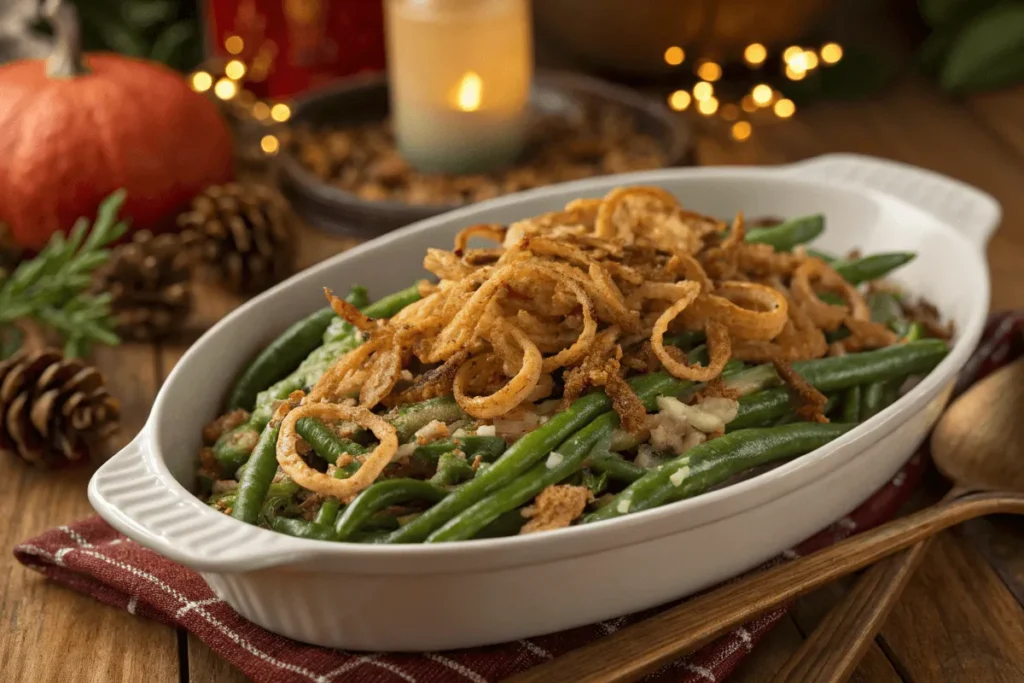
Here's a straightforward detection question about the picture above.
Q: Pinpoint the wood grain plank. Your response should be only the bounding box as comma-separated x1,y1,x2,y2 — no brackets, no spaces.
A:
877,529,1024,682
962,517,1024,609
0,343,178,683
187,637,251,683
788,580,903,683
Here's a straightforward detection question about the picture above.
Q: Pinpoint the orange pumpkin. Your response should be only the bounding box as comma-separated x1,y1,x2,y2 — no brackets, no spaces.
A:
0,3,234,251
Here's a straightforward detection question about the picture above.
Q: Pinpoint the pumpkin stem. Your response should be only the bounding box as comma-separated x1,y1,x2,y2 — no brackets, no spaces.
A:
44,0,89,78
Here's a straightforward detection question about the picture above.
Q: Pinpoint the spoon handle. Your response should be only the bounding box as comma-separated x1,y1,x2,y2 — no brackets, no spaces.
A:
768,537,933,683
767,488,965,683
505,490,1024,683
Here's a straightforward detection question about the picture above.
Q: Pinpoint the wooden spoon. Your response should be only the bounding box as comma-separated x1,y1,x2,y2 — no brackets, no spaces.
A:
769,357,1024,683
506,359,1024,683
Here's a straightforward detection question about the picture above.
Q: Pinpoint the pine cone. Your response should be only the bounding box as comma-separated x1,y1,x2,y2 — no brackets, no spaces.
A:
93,231,194,342
177,182,295,295
0,349,120,467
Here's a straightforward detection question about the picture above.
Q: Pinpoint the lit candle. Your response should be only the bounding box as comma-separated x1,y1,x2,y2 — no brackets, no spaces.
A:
385,0,533,174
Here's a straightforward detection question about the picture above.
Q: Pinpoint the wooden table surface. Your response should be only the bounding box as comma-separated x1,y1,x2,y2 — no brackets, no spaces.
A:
4,77,1024,682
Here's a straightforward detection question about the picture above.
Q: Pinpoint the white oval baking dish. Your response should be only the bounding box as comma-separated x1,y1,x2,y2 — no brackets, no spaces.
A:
89,154,999,651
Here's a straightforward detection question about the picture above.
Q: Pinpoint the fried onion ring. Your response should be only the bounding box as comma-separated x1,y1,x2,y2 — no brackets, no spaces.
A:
454,223,506,256
277,402,398,502
650,282,730,382
453,322,543,419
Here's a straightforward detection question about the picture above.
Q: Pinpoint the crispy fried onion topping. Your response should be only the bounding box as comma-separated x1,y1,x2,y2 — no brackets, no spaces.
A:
277,402,398,502
291,186,928,483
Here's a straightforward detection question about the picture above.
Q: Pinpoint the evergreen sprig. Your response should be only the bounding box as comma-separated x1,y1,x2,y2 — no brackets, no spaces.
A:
0,190,128,359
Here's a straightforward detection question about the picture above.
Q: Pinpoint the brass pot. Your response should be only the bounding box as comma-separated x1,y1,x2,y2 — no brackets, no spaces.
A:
533,0,829,76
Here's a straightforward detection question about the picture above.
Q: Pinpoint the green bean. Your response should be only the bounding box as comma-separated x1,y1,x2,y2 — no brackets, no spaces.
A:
214,335,363,472
587,454,646,483
868,291,903,327
388,396,467,443
259,479,301,525
411,435,507,464
473,509,527,539
295,417,368,462
322,285,370,343
664,330,706,351
882,379,902,407
833,253,915,285
230,423,282,525
581,469,610,496
430,451,476,486
427,410,620,542
860,382,886,420
902,322,923,342
806,248,837,263
385,372,682,543
842,385,861,423
313,457,364,526
745,214,824,250
790,339,947,390
226,308,335,412
272,517,340,541
335,479,448,541
363,282,424,318
728,388,793,431
730,340,947,429
585,422,854,523
293,418,367,525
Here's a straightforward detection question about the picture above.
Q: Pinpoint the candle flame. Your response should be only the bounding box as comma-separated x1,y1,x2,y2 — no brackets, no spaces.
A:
455,72,483,112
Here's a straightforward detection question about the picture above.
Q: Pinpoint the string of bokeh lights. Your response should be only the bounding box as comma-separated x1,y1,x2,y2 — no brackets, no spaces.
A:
187,34,289,157
188,34,846,155
664,41,844,141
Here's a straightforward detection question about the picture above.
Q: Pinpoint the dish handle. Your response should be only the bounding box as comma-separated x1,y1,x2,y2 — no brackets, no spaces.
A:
89,434,306,573
784,153,1001,250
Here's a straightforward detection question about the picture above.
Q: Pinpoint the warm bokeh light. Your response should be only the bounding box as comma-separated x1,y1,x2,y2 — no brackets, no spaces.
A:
774,98,796,118
720,103,739,121
693,81,714,100
803,51,819,69
697,97,719,116
455,71,483,112
225,59,247,80
696,61,722,82
741,95,757,112
731,121,752,141
260,135,280,155
270,103,292,122
783,46,804,63
664,46,685,66
225,35,244,55
668,90,692,111
821,42,843,64
785,66,807,81
752,84,773,106
744,43,767,66
190,71,213,93
213,78,237,100
252,101,271,120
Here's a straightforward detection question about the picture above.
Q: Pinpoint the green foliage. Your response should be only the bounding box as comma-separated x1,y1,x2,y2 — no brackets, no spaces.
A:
71,0,201,72
918,0,1024,93
0,191,127,359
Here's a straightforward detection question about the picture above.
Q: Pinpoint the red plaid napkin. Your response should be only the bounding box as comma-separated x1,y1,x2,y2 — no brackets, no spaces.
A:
14,312,1024,683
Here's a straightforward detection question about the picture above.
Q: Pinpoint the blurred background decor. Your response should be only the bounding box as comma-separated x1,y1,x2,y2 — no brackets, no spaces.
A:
0,1,234,252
